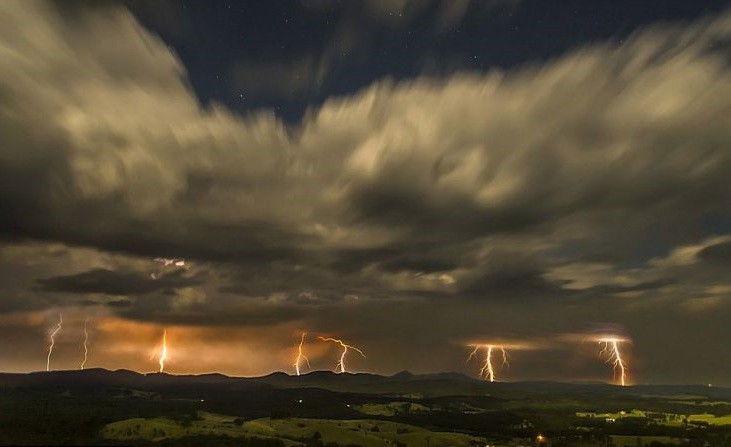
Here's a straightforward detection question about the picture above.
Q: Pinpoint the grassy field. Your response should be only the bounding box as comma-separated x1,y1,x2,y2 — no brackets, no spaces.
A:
687,413,731,425
353,402,431,416
101,414,301,446
609,435,682,447
101,411,485,446
576,409,731,426
576,409,648,419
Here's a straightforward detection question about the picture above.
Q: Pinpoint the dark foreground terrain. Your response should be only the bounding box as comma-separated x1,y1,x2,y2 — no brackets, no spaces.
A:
1,369,730,446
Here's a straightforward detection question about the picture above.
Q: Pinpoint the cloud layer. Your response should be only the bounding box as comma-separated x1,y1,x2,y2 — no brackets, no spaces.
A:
0,1,729,382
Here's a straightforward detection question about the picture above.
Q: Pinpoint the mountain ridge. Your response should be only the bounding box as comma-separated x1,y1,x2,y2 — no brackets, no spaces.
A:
0,368,728,399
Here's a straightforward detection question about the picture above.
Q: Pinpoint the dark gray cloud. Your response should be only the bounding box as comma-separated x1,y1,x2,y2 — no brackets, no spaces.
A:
457,264,563,298
698,241,731,265
36,268,201,296
118,301,304,327
2,1,730,278
581,278,677,297
79,297,134,308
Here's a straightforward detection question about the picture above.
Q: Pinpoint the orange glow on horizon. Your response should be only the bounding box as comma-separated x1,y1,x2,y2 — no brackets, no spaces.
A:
88,318,293,376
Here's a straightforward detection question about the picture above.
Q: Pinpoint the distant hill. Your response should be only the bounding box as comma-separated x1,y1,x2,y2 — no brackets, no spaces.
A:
254,370,731,400
1,368,729,400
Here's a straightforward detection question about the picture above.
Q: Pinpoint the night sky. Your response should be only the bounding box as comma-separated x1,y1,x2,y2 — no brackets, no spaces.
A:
1,0,730,385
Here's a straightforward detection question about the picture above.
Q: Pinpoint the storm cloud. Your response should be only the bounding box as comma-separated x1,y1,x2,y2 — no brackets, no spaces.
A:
0,1,729,382
36,268,201,296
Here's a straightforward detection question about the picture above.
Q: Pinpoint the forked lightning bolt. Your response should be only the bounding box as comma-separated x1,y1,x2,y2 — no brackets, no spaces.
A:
46,313,63,372
318,337,365,373
597,337,628,386
467,344,509,382
294,332,311,376
80,318,89,370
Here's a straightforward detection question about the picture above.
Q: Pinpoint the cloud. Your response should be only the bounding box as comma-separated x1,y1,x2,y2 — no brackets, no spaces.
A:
2,1,731,302
118,301,304,327
698,240,731,265
1,1,731,381
36,268,201,296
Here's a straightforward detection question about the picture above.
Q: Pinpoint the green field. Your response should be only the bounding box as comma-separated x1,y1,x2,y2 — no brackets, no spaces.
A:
4,370,731,446
609,435,682,447
576,409,648,419
353,402,431,416
687,413,731,425
101,411,486,447
576,409,731,426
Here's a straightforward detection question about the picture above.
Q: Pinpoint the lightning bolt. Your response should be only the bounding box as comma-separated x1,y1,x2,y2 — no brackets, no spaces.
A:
467,344,509,382
46,313,62,372
597,337,628,386
80,318,89,370
293,332,311,376
159,329,168,373
318,336,365,374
